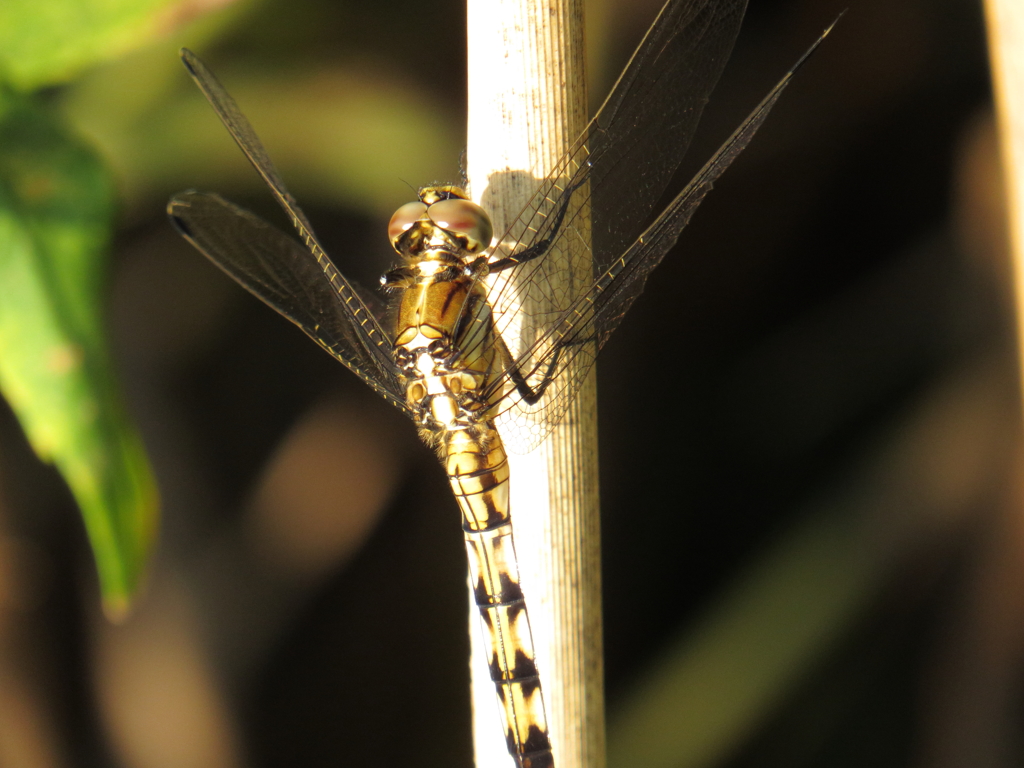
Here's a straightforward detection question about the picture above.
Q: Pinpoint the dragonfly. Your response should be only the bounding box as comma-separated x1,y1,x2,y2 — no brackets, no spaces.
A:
167,1,834,765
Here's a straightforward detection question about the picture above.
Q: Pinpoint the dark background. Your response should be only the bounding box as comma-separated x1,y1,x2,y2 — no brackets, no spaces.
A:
0,0,1013,767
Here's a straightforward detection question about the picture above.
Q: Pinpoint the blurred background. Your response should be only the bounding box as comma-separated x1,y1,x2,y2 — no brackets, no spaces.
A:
0,0,1011,767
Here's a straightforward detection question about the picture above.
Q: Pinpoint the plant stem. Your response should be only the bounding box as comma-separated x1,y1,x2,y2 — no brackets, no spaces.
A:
465,1,605,766
986,0,1024,405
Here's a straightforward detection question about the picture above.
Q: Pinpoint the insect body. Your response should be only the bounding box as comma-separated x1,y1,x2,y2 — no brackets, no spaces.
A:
388,186,553,763
168,1,834,765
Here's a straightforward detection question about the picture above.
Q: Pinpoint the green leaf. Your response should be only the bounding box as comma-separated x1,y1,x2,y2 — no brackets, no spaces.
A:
0,90,158,619
0,0,186,91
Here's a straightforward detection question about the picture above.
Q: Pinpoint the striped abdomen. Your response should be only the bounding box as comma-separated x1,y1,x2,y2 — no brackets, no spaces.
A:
446,426,554,768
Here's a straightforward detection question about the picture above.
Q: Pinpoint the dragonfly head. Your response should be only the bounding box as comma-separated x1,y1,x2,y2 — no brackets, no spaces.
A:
388,186,493,260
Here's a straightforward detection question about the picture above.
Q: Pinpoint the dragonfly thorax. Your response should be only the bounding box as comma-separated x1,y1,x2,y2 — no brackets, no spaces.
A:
399,340,491,440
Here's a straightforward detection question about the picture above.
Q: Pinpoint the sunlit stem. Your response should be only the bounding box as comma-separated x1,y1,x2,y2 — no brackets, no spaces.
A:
985,0,1024,418
465,1,605,767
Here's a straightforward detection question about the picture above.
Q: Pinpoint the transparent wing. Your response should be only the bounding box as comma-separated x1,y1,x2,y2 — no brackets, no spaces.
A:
169,191,409,412
171,49,407,411
465,0,749,448
178,49,320,249
471,2,834,452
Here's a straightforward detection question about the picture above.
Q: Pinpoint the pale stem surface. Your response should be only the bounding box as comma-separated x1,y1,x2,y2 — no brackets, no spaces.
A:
465,1,604,767
986,0,1024,408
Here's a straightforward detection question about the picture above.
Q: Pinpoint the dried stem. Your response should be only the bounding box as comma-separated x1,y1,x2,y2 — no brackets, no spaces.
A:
465,1,605,766
986,0,1024,402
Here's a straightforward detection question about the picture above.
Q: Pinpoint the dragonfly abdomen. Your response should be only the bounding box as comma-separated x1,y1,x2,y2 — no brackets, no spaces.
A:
449,428,554,768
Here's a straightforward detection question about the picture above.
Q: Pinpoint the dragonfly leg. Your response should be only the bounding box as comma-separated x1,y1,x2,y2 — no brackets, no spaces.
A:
488,174,588,273
494,332,565,405
496,328,597,408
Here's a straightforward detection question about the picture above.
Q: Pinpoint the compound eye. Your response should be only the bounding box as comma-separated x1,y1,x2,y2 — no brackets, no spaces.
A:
388,201,428,246
427,198,494,253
